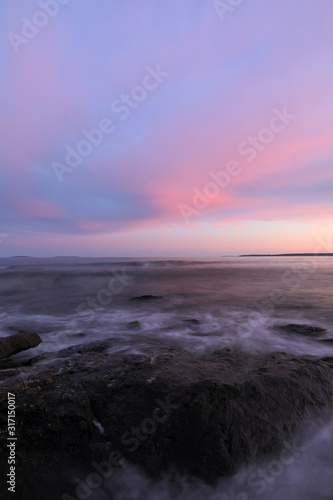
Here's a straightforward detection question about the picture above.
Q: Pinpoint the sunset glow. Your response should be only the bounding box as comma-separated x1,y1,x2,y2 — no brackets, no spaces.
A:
1,0,333,256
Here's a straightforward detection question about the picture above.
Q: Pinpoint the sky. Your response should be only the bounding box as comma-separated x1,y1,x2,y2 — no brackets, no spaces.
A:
1,0,333,257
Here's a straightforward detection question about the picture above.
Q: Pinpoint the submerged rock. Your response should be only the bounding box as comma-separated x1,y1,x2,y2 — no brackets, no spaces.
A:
0,337,332,498
0,332,42,359
278,323,327,337
182,319,201,326
127,320,142,329
130,295,163,301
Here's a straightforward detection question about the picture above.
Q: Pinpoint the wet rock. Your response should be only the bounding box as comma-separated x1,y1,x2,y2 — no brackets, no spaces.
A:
127,320,141,329
277,323,327,337
8,325,52,334
0,338,332,498
0,368,17,381
182,319,201,326
0,332,42,359
130,295,163,301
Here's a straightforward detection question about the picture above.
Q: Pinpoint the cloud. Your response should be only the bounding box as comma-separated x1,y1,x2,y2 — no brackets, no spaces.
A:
1,0,333,254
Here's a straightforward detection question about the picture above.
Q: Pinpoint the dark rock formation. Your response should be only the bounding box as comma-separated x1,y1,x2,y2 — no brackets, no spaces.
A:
0,332,42,359
130,295,163,301
277,323,327,337
182,319,201,326
126,320,141,329
0,337,332,499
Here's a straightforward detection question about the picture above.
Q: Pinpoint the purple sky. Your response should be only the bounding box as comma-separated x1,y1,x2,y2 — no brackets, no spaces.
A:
1,0,333,256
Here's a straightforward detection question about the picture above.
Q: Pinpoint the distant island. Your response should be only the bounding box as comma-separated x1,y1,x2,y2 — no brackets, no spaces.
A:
240,253,333,257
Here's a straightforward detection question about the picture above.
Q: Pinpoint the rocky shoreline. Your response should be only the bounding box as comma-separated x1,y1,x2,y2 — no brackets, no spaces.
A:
0,327,333,499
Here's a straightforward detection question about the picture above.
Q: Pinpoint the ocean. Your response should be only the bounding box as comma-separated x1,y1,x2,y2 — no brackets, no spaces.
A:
0,256,333,499
1,256,333,358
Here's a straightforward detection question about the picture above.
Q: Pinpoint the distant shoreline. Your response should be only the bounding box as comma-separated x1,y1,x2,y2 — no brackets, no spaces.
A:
239,253,333,257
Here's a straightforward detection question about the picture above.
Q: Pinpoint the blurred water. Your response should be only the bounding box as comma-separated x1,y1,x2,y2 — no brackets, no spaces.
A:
0,256,333,358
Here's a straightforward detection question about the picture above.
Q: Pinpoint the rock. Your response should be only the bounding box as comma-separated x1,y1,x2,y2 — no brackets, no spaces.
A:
127,320,141,329
319,339,333,345
130,295,163,301
182,319,201,326
277,323,327,337
0,332,42,359
0,338,332,498
0,368,17,381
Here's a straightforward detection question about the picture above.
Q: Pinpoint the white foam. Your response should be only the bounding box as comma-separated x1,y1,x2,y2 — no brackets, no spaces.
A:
93,419,105,435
